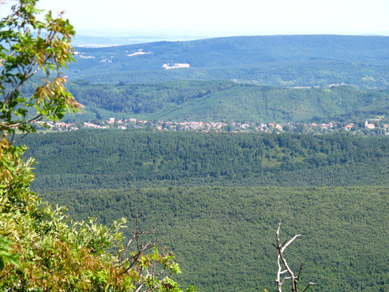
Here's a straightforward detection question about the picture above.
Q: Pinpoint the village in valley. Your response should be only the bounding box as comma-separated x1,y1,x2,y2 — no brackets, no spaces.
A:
33,116,389,136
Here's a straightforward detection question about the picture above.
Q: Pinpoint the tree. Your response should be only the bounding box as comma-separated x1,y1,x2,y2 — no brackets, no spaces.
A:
0,1,194,290
274,220,315,292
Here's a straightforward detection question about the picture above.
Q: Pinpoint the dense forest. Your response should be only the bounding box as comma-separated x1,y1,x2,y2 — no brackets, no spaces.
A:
42,186,389,292
22,131,389,191
20,131,389,291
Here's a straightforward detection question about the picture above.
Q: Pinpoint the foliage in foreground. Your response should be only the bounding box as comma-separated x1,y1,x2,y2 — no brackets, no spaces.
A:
0,138,193,291
0,0,80,135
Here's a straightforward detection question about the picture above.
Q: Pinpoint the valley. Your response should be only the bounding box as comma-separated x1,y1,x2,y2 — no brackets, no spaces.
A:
2,1,389,290
15,35,389,291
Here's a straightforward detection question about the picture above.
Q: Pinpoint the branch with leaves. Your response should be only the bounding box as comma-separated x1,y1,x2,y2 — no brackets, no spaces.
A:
0,0,82,137
113,214,188,292
274,220,316,292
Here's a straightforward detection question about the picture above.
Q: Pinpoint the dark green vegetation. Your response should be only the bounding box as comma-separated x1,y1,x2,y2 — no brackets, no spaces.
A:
23,131,389,191
23,131,389,291
43,186,389,292
65,80,389,122
68,35,389,89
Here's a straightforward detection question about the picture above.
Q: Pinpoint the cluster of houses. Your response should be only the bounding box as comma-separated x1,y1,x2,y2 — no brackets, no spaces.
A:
32,117,389,135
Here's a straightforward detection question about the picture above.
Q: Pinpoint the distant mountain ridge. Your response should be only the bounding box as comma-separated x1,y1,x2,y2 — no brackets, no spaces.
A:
68,35,389,88
73,35,389,66
72,34,202,47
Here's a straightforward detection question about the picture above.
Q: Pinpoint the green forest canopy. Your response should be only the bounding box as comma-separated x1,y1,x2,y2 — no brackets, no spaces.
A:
23,131,389,291
44,185,389,292
22,131,389,191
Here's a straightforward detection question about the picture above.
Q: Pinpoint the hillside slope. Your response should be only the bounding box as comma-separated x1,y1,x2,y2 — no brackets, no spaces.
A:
66,81,389,122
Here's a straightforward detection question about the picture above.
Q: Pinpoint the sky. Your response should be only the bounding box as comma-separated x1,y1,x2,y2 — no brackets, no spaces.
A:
1,0,389,38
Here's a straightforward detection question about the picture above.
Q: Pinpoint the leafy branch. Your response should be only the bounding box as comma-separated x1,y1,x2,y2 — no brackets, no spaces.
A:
0,0,82,136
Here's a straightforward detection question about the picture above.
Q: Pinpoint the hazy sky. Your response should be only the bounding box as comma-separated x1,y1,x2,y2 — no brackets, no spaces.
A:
1,0,389,37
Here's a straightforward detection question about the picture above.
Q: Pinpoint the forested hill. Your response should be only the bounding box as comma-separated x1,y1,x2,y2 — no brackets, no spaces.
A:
68,35,389,88
65,80,389,122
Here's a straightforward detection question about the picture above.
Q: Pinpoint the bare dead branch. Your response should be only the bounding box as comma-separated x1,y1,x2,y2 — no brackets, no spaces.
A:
274,220,315,292
134,283,144,292
281,234,301,253
297,263,304,282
